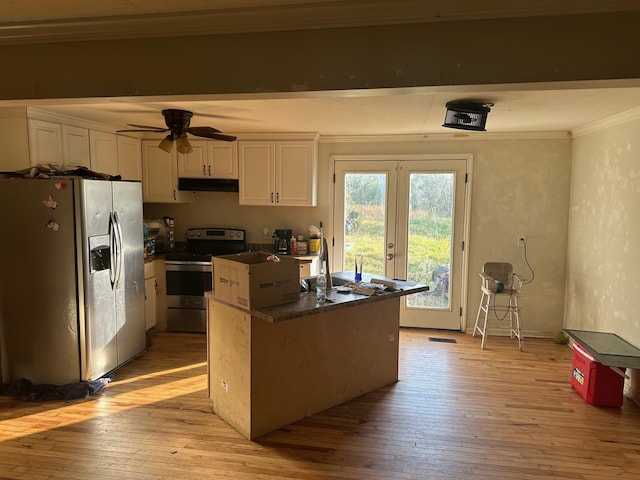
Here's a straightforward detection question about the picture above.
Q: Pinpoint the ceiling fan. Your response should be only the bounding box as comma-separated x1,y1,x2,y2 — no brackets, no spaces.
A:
118,109,237,154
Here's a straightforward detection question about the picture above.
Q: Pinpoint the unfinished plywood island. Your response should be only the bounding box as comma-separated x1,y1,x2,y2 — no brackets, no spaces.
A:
206,274,427,440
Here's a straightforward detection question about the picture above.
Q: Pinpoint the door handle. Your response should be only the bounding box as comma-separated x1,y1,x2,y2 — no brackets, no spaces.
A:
113,211,124,288
386,253,394,260
387,243,394,249
108,213,117,287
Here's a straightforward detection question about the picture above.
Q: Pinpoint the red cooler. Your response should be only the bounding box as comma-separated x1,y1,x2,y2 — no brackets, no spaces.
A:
571,342,625,407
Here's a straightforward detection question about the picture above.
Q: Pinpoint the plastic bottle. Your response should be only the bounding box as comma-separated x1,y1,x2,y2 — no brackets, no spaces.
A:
316,265,327,303
290,236,298,255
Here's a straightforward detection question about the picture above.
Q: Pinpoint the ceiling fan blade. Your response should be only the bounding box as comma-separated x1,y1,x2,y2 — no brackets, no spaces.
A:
117,128,168,133
127,123,168,131
208,133,237,142
187,126,236,142
187,126,222,135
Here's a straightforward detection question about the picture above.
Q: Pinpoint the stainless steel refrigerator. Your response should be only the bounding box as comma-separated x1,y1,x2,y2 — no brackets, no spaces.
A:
0,177,146,385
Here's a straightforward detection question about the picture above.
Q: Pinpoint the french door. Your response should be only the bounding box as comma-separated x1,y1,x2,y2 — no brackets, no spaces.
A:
333,155,469,330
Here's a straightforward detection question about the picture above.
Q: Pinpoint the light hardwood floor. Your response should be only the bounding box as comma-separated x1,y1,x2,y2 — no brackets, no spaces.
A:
1,329,640,480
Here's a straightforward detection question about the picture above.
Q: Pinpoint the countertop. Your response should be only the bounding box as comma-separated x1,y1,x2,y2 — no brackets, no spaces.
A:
207,272,429,323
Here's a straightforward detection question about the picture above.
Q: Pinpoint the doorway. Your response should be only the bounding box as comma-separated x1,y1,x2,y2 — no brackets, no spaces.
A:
332,155,471,330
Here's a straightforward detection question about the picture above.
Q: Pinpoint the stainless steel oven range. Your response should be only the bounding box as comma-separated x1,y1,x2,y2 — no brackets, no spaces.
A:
165,227,246,333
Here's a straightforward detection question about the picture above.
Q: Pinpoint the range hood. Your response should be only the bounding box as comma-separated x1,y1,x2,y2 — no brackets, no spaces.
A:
178,177,239,192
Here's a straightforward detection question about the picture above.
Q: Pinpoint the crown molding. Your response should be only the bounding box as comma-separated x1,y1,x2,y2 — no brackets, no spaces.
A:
319,131,570,144
571,106,640,137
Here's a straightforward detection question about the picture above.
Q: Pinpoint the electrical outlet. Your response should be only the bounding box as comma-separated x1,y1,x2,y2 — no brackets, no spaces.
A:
517,235,526,247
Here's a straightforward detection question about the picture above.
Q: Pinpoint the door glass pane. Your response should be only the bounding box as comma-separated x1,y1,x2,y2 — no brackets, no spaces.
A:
406,173,454,309
343,173,387,277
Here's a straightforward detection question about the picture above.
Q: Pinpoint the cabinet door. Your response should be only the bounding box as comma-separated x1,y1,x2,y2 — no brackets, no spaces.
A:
117,135,142,181
61,125,90,168
144,276,158,330
142,141,190,203
90,130,118,175
238,141,275,205
276,141,317,206
208,142,238,179
178,140,208,178
28,119,62,167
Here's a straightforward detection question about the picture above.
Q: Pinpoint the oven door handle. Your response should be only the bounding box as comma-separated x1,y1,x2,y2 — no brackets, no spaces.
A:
165,261,213,272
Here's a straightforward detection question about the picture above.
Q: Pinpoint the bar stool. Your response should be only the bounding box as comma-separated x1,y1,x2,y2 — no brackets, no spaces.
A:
473,262,524,351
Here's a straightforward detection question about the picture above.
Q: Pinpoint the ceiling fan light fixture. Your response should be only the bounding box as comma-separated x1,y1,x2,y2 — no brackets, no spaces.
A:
158,135,174,153
176,135,193,154
442,101,493,131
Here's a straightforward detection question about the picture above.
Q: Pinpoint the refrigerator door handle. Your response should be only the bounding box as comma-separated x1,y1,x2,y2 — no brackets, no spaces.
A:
113,211,124,289
109,212,117,288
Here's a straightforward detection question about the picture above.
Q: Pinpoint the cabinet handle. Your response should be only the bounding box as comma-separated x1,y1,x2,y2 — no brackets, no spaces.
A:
208,165,211,176
276,192,280,203
202,165,206,176
271,192,274,203
173,189,176,201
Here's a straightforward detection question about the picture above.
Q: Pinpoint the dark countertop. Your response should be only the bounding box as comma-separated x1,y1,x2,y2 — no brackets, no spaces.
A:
144,252,165,263
208,272,429,323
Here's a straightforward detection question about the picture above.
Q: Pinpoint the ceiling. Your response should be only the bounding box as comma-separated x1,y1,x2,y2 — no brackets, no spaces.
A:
3,0,640,138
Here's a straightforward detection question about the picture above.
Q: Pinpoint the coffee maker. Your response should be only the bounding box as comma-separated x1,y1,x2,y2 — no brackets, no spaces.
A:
274,229,292,255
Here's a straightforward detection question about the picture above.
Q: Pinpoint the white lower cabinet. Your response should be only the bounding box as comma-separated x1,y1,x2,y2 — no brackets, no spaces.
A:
144,261,158,331
238,139,317,206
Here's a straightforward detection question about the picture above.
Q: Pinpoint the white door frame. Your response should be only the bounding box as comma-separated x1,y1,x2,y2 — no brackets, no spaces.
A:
330,153,473,331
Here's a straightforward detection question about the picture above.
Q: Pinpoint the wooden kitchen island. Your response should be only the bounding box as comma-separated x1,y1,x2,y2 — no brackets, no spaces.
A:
206,274,428,440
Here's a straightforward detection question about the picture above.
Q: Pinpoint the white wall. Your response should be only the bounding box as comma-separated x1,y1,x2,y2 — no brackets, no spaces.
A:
145,134,573,336
565,114,640,400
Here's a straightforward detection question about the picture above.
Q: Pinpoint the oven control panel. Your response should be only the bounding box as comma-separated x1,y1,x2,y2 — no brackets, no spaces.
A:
187,228,245,241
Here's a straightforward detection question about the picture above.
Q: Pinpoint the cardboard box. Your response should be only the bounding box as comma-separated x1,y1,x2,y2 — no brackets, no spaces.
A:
213,252,300,310
571,342,625,407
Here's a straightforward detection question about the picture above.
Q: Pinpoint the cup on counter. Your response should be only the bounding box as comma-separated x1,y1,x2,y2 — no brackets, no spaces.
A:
354,254,363,282
309,238,321,255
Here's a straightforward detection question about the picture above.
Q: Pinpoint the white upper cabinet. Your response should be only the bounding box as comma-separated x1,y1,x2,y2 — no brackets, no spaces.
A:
178,140,238,179
61,125,90,168
276,141,317,206
1,109,139,178
87,130,142,179
117,135,142,181
207,142,238,179
238,139,317,206
238,141,275,205
28,119,63,167
142,140,190,203
29,120,92,170
177,140,208,178
89,130,118,175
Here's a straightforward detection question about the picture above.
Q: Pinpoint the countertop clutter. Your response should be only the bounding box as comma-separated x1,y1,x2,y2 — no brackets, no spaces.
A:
247,274,427,323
